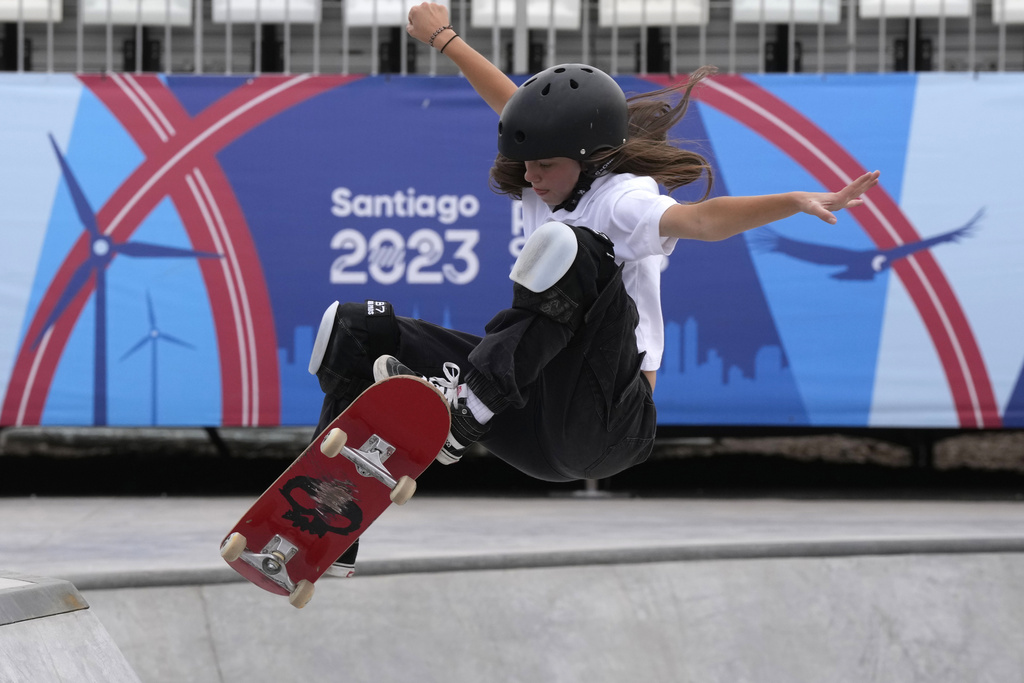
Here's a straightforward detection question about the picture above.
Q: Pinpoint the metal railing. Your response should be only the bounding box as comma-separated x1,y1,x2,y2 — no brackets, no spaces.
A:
0,0,1020,75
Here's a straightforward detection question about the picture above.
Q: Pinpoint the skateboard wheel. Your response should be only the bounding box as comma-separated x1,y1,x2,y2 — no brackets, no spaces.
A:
220,532,247,563
289,579,315,609
321,428,347,458
390,475,416,505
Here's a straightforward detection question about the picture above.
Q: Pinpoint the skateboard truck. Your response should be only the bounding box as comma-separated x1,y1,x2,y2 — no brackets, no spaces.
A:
350,435,397,485
224,534,299,592
321,430,417,505
220,533,316,608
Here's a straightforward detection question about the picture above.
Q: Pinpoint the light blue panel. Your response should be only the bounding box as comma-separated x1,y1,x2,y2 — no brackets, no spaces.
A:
0,75,82,401
44,299,96,425
873,73,1024,426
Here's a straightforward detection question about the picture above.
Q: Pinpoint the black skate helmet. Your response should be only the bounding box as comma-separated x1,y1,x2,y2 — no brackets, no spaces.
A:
498,63,628,170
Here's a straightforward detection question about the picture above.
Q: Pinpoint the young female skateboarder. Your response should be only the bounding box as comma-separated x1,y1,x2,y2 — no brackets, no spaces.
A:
312,2,880,575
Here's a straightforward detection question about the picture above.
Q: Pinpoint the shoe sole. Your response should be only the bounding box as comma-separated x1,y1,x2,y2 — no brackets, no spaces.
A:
324,564,355,578
372,356,450,405
372,355,405,382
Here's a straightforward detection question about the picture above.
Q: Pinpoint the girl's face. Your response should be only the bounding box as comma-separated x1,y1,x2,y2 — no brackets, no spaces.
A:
524,158,582,207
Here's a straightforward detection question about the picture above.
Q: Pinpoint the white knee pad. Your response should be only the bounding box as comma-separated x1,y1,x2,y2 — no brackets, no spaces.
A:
308,300,340,375
509,221,579,293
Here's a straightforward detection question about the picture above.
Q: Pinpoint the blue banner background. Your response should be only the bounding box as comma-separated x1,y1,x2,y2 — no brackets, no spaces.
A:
1,72,1022,429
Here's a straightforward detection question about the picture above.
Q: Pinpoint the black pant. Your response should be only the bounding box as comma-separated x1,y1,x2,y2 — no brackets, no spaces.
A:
313,226,657,482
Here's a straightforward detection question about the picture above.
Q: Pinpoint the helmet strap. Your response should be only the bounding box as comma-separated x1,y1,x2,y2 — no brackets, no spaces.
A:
552,173,595,213
552,148,619,212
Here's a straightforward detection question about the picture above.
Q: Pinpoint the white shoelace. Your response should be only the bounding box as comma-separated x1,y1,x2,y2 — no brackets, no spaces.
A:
427,362,461,406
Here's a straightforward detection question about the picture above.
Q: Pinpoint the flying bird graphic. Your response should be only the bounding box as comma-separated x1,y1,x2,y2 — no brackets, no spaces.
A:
751,209,983,281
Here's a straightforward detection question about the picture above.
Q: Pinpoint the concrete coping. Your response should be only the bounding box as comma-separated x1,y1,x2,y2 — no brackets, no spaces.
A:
58,534,1024,592
0,572,90,627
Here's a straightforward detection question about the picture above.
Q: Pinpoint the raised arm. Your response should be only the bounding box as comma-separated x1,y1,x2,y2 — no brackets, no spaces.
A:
660,170,881,241
407,2,519,115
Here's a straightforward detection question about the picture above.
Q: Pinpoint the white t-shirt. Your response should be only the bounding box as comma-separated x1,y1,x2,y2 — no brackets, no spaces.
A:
520,173,679,371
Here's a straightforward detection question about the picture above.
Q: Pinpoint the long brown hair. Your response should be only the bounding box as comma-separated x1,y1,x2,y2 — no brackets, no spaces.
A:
490,66,716,202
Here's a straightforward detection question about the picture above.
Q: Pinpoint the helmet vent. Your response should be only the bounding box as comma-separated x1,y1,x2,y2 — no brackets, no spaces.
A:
541,84,551,96
569,79,579,89
515,131,527,143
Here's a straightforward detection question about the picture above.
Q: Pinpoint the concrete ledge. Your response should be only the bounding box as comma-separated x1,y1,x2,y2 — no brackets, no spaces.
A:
357,535,1024,576
0,572,141,683
0,572,89,626
62,534,1024,590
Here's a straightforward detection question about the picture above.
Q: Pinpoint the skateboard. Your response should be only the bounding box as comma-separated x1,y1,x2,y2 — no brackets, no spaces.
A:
219,375,450,608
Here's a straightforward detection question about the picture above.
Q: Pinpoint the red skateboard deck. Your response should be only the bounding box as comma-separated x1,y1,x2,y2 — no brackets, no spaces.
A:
220,376,450,607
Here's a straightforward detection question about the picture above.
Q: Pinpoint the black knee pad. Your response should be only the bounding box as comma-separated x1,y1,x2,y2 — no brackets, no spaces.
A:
315,300,400,398
511,225,616,328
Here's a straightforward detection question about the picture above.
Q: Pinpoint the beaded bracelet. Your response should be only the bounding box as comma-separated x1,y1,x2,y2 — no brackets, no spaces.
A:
439,33,459,54
428,24,453,47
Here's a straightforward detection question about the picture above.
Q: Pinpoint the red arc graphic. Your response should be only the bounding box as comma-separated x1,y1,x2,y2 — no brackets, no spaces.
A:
653,73,1000,428
2,74,359,426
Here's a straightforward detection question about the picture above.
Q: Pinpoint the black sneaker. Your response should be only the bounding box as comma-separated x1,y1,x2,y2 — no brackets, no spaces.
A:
372,355,489,465
325,539,358,578
372,354,418,382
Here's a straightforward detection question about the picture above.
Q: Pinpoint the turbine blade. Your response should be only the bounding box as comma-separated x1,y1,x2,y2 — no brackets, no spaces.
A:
116,241,221,259
146,291,156,329
48,134,100,238
32,260,95,348
159,333,195,350
120,336,153,361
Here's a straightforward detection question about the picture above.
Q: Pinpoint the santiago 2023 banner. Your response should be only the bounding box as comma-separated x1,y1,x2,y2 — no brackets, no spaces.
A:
1,71,1022,429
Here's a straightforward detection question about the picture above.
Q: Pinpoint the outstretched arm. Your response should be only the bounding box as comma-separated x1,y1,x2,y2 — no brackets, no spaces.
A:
659,170,881,241
407,2,519,115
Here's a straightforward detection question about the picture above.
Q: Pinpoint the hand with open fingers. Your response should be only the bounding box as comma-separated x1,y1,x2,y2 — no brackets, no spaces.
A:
407,2,451,45
802,170,881,224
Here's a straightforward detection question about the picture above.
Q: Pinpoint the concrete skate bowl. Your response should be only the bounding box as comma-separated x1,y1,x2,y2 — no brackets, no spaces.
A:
7,544,1024,683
